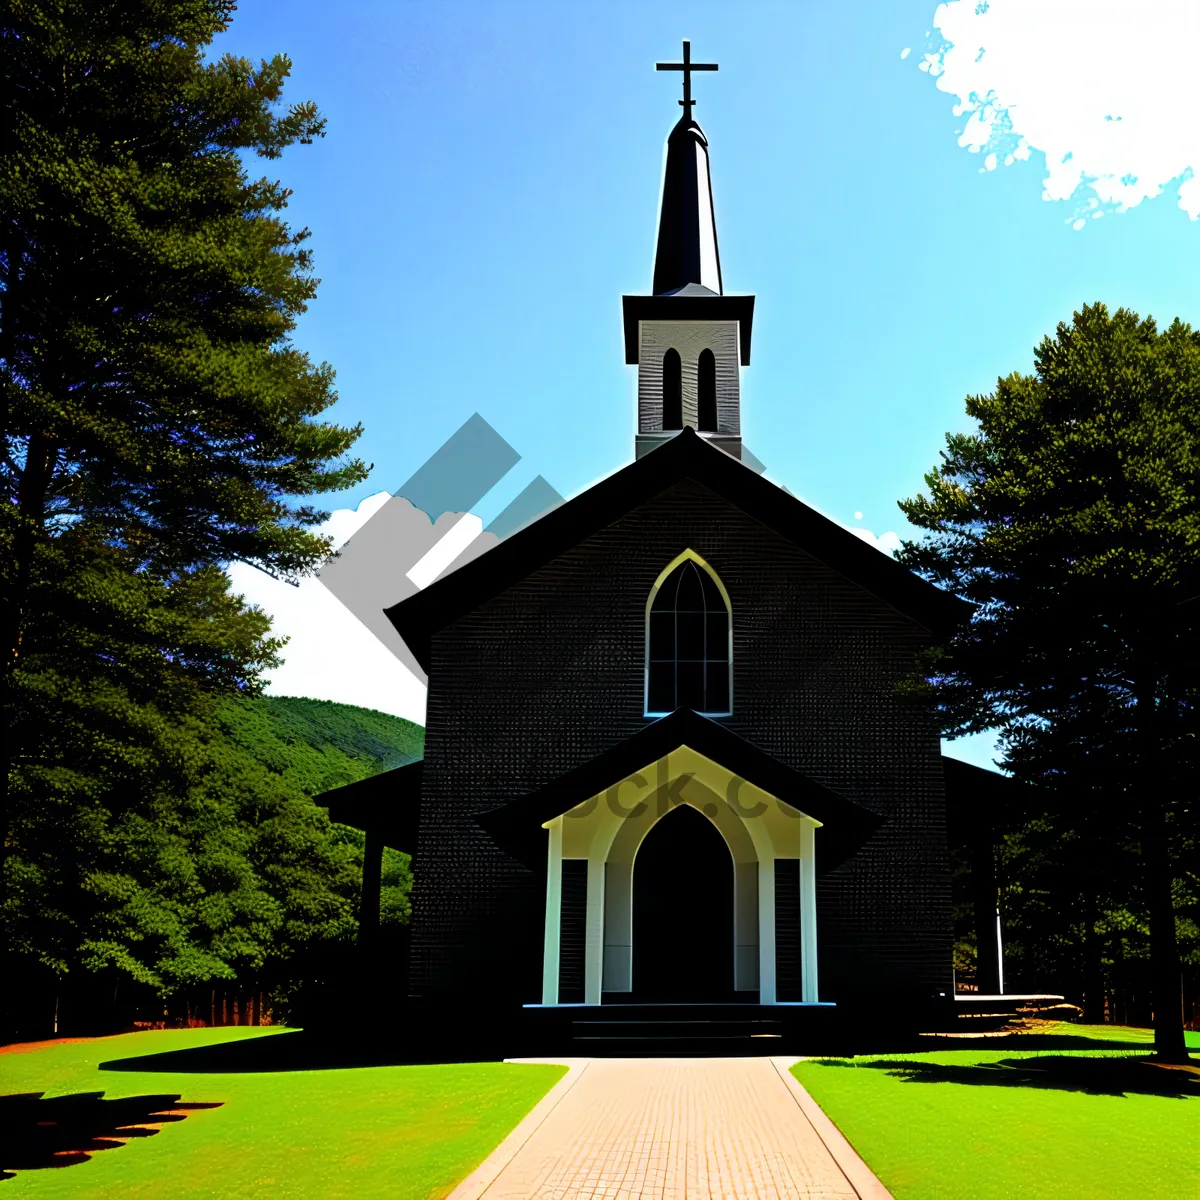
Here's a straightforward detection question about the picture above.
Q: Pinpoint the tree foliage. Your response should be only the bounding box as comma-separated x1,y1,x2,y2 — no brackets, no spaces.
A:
1,2,382,1036
7,537,284,991
1,0,369,839
2,0,367,580
899,304,1200,1059
9,675,422,1033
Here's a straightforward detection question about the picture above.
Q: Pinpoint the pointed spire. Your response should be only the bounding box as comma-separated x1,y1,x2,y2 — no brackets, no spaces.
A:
652,115,723,296
651,42,722,296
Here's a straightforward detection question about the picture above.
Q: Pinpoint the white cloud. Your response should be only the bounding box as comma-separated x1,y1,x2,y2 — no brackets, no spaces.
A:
848,526,903,556
405,512,483,588
226,492,428,725
919,0,1200,223
779,485,903,557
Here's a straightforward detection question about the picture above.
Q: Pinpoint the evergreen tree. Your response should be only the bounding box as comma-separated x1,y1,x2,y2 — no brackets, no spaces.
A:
1,1,368,887
899,304,1200,1063
6,529,286,1020
6,534,415,1030
1,3,383,1034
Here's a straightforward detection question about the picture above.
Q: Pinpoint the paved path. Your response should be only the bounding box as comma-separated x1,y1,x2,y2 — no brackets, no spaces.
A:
449,1056,891,1200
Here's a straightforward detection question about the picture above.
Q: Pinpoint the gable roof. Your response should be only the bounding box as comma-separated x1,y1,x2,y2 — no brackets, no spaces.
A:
386,427,971,673
475,708,882,873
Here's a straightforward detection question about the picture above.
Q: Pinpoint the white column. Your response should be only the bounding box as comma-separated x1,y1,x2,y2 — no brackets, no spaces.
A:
602,861,633,992
585,855,606,1006
733,861,759,991
800,820,819,1003
758,857,776,1004
541,819,563,1005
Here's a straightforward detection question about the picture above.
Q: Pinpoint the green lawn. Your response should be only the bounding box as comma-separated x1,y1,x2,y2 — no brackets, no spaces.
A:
793,1024,1200,1200
0,1028,564,1200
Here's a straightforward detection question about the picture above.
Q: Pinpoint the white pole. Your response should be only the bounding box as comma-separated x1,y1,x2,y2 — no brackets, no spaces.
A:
541,820,563,1005
800,821,819,1003
585,856,606,1005
758,857,776,1004
994,906,1004,995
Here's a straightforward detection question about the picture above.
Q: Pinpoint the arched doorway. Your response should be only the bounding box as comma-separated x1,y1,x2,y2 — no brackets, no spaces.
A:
632,803,734,1002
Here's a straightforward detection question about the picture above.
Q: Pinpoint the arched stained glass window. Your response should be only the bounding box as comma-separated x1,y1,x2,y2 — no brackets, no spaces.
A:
698,348,717,432
662,348,682,430
646,557,731,715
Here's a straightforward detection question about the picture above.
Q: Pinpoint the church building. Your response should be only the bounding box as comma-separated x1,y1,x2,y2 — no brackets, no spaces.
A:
324,44,977,1041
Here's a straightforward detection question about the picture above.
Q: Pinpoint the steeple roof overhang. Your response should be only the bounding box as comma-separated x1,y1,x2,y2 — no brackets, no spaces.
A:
622,292,755,365
475,708,882,872
384,427,973,673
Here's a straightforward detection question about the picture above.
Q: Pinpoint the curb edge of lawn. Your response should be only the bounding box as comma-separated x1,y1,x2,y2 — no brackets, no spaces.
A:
444,1058,590,1200
773,1056,894,1200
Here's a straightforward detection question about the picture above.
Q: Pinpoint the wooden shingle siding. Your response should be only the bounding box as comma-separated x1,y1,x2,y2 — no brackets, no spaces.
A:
407,479,952,1013
638,321,740,434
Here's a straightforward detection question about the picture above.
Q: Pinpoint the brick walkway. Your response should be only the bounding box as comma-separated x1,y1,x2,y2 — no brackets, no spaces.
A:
448,1056,890,1200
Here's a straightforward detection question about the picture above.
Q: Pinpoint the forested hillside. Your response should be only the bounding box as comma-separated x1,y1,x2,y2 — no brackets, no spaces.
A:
235,696,424,795
7,691,424,1039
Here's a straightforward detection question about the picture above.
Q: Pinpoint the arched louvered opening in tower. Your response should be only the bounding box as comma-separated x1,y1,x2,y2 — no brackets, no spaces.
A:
697,348,717,431
662,348,682,430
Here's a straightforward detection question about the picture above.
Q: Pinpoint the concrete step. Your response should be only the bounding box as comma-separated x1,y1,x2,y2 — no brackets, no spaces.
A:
572,1019,785,1035
569,1032,789,1057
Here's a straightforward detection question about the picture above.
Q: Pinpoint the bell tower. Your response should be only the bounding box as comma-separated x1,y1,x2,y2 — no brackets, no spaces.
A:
623,40,755,461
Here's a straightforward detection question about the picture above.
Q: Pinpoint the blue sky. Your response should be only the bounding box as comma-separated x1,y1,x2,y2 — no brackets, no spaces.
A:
217,1,1200,766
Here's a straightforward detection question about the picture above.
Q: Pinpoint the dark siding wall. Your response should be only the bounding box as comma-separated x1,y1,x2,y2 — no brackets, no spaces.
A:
409,480,952,1010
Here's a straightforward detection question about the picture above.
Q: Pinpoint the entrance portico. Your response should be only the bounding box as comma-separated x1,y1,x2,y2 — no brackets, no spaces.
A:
474,707,882,1013
541,745,820,1006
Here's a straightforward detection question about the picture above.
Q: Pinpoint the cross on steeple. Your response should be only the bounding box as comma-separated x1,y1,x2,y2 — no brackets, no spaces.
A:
656,39,718,119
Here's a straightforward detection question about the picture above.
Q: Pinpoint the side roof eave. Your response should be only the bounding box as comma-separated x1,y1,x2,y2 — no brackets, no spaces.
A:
385,427,972,673
475,709,882,872
315,759,424,853
942,756,1038,844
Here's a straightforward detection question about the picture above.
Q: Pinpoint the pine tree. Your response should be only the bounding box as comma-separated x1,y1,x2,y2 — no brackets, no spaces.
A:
1,3,367,900
899,304,1200,1063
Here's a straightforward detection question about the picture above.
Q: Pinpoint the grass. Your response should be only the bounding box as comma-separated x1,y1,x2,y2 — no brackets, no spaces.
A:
7,1020,1196,1199
0,1027,564,1200
792,1024,1200,1200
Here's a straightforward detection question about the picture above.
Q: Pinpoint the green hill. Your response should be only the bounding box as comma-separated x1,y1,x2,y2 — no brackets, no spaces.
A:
216,695,425,799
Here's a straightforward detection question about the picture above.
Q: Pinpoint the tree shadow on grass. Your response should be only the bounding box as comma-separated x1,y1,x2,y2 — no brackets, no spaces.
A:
0,1092,222,1181
811,1054,1200,1099
914,1033,1158,1054
100,1028,510,1075
834,1031,1158,1058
